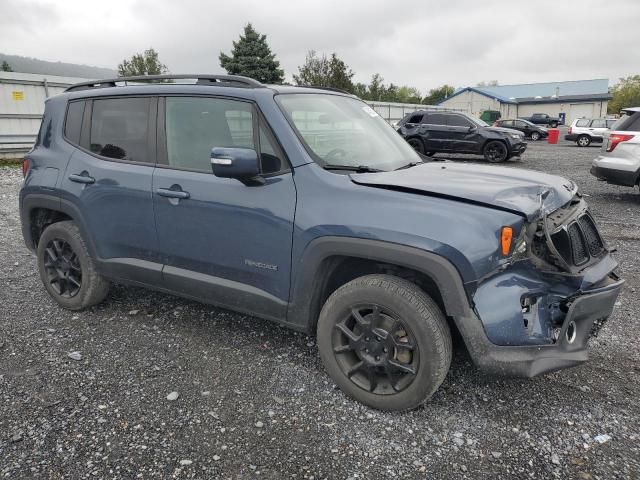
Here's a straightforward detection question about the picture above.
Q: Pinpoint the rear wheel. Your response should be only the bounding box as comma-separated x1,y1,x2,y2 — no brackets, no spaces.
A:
407,138,424,154
530,131,541,141
483,141,508,163
37,221,110,310
577,135,591,147
317,274,452,411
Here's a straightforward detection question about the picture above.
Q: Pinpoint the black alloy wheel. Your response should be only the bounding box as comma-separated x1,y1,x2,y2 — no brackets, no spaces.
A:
332,304,419,394
484,141,508,163
43,238,82,298
530,131,541,141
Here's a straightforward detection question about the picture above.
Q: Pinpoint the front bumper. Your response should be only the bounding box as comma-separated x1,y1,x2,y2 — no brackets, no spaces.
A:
457,277,624,377
510,141,528,156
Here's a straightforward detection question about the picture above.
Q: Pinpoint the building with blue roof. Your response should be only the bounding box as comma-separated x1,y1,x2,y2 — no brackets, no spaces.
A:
438,79,612,124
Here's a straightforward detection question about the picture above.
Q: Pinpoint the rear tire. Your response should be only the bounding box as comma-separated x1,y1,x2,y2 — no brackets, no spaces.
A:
483,140,509,163
37,221,110,311
317,274,452,411
577,135,591,147
407,137,425,154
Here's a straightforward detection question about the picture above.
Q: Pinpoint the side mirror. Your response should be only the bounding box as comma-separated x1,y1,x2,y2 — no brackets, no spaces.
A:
211,147,264,186
468,125,478,133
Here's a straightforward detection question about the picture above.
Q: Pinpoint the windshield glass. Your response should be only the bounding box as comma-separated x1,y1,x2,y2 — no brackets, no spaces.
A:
276,94,421,171
468,114,489,127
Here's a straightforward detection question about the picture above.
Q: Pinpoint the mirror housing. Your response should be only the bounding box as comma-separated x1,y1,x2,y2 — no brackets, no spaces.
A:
468,125,478,133
211,147,263,185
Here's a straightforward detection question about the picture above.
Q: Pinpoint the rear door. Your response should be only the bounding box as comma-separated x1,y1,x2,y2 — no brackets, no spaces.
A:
421,112,450,152
589,119,607,139
152,96,296,320
60,96,161,283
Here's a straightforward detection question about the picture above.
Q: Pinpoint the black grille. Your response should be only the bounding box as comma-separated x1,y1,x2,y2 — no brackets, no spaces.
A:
568,223,588,265
579,215,604,256
549,213,604,268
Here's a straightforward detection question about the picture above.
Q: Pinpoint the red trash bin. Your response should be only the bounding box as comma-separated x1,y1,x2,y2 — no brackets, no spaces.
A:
548,128,559,144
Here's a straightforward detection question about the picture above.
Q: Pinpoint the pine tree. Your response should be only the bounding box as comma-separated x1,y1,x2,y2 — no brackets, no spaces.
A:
219,24,285,84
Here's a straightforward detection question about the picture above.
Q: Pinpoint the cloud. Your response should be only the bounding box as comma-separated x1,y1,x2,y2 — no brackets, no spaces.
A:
1,0,639,92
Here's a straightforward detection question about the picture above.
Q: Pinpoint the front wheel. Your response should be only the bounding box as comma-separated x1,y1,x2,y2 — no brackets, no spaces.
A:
549,122,558,128
37,221,110,310
317,274,452,411
483,141,509,163
530,131,541,141
577,135,591,147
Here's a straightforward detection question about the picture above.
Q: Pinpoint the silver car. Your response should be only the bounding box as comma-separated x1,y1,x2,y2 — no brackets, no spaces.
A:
566,117,617,147
591,107,640,188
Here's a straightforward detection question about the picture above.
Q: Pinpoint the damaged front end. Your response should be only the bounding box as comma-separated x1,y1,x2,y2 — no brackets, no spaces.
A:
473,193,623,352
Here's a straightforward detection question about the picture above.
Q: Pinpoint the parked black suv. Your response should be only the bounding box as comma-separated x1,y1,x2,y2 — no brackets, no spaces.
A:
397,110,527,162
20,75,623,411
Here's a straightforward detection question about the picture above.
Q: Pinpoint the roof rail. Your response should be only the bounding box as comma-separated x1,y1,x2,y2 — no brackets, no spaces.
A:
65,74,263,92
306,85,352,95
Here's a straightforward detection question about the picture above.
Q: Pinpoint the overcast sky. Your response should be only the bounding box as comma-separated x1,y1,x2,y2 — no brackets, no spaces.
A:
2,0,639,93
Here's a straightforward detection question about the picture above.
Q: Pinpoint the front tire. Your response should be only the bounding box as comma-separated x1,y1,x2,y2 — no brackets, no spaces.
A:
317,274,452,411
37,221,110,310
577,135,591,147
530,131,541,141
483,140,508,163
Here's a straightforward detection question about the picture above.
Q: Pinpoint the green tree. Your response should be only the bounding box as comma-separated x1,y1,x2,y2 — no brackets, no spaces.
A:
219,23,284,84
366,73,386,101
422,84,455,105
1,61,13,72
293,51,355,92
608,75,640,114
118,48,168,76
396,85,423,104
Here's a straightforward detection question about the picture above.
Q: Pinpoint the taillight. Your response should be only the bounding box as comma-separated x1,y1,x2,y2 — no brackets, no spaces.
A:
607,133,635,152
22,158,29,177
568,127,572,135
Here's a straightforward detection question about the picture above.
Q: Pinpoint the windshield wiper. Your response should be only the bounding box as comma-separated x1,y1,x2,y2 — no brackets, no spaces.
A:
323,164,384,173
394,160,423,170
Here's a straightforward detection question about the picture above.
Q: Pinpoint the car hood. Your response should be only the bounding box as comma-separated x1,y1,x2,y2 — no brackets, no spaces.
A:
350,162,578,220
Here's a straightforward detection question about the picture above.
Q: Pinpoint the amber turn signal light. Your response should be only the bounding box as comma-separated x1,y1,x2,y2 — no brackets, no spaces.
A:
501,227,513,256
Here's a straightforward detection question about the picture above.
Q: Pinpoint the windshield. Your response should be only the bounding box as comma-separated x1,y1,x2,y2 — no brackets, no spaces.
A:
276,94,421,171
469,114,489,127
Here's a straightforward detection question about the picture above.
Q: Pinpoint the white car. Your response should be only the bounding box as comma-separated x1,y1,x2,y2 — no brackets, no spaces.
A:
566,117,617,147
591,107,640,188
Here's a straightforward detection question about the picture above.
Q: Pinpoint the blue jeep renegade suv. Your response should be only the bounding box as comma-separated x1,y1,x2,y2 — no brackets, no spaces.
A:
19,75,623,410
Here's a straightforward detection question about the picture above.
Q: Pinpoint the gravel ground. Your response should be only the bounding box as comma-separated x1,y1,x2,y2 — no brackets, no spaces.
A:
1,139,639,479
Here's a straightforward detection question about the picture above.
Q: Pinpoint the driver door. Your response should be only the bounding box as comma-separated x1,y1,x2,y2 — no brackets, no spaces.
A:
152,96,296,320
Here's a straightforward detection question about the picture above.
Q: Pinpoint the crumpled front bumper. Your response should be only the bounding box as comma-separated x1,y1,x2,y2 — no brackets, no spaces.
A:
456,276,624,377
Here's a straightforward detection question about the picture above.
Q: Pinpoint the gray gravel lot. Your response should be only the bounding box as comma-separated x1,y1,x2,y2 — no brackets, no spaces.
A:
1,139,639,479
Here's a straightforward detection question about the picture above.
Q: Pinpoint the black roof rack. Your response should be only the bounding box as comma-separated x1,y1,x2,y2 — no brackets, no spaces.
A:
306,85,352,95
65,74,263,92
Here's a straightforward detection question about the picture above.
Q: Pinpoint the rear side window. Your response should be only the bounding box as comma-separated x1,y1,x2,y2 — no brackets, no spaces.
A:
619,113,640,132
590,119,606,128
500,120,513,127
423,113,447,125
575,119,590,127
64,100,85,145
90,97,151,163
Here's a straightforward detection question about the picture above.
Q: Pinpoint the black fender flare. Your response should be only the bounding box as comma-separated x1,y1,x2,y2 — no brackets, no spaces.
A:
20,192,97,259
286,236,473,331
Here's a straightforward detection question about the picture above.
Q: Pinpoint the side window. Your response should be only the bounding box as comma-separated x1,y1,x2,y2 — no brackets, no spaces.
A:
501,120,513,127
575,119,591,127
606,119,617,129
165,97,254,172
90,98,150,162
447,115,473,127
64,100,85,145
407,114,423,124
625,114,640,132
515,120,527,128
423,113,447,125
590,119,606,128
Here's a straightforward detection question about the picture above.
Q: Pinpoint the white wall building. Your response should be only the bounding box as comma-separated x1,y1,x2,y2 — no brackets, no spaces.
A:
438,79,611,125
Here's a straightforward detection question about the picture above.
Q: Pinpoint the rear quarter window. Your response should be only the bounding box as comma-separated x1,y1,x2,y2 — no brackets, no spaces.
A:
610,113,640,132
64,100,85,145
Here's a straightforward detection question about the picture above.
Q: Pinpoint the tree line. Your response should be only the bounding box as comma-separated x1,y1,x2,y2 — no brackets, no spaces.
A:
116,23,455,105
115,23,640,110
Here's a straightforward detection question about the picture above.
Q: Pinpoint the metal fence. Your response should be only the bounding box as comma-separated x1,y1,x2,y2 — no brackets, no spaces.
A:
365,100,463,125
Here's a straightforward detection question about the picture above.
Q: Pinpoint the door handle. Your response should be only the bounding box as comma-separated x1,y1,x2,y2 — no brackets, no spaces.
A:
68,173,95,184
157,188,190,199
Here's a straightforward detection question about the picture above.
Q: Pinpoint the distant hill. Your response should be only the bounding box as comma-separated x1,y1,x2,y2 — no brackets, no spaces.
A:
0,53,116,79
